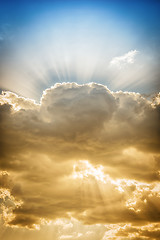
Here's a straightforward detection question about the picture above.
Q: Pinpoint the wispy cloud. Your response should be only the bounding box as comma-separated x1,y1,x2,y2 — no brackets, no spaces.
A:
110,50,139,68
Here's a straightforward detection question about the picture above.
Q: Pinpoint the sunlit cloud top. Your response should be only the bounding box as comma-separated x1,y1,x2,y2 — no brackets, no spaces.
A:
0,0,160,100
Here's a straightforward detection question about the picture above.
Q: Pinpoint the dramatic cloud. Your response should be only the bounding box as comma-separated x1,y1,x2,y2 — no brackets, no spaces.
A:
0,83,160,239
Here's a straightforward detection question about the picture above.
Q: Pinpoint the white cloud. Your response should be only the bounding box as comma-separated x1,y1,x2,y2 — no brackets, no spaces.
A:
110,50,139,68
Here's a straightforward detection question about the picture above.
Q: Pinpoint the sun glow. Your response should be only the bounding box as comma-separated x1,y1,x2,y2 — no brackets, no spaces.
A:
72,160,107,183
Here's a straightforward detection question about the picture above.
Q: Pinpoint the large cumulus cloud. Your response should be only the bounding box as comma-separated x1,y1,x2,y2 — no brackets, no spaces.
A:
0,83,160,233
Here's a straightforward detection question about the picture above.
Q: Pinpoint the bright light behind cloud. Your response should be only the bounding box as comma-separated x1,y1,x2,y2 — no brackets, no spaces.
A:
73,160,106,183
0,83,160,240
0,1,160,240
0,8,158,100
3,9,131,99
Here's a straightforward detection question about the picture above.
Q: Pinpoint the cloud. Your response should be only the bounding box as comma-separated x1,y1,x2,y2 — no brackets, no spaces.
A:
0,91,39,111
103,223,160,240
110,50,139,68
0,83,160,232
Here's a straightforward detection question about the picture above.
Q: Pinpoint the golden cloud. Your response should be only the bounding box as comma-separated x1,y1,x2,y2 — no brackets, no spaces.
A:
0,83,160,239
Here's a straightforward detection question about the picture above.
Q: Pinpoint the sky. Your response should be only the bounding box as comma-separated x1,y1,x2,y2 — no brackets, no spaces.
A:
0,0,160,99
0,1,160,240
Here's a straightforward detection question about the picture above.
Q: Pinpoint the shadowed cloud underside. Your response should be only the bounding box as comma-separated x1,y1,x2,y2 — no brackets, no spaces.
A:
0,82,160,240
